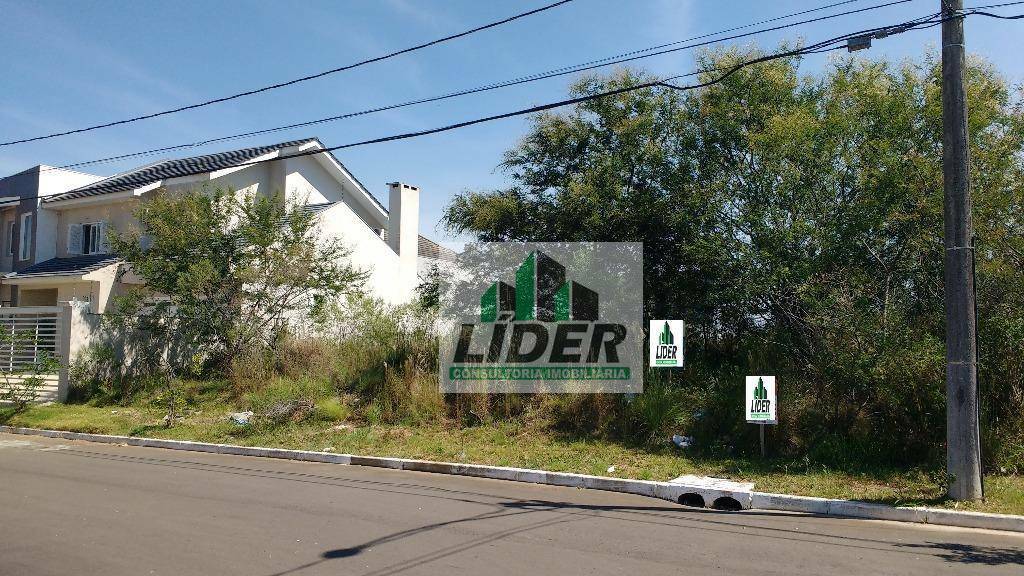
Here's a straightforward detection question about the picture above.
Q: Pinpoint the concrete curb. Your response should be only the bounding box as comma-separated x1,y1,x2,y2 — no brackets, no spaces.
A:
751,492,1024,532
2,425,1021,533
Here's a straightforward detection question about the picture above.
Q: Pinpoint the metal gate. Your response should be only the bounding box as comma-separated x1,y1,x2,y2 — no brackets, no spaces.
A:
0,306,69,403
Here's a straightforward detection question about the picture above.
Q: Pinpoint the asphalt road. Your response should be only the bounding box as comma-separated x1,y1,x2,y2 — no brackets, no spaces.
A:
1,432,1022,576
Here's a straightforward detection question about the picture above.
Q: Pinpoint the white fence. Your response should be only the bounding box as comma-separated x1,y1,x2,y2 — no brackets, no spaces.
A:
0,306,71,403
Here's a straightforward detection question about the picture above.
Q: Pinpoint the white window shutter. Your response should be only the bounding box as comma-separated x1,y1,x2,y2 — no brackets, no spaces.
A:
67,223,83,255
98,222,110,253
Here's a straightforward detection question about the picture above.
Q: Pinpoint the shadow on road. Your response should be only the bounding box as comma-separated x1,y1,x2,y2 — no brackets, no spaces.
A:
262,502,575,576
896,542,1024,566
42,446,1024,574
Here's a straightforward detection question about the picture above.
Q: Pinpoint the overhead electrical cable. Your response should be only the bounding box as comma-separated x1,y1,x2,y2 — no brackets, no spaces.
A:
6,6,1020,190
60,11,965,196
964,1,1024,9
11,0,920,177
965,9,1024,17
0,0,577,147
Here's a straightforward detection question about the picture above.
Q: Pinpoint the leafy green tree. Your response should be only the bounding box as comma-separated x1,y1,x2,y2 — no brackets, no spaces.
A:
444,48,1024,467
416,264,443,310
110,188,367,379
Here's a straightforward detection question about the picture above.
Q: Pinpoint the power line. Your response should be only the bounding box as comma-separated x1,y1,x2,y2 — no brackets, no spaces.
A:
13,0,919,178
965,1,1024,9
57,11,955,197
0,0,577,148
8,5,1019,191
966,9,1024,17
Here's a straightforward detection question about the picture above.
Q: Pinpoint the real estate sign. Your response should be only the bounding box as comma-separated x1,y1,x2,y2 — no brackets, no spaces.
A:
745,375,777,424
649,320,684,368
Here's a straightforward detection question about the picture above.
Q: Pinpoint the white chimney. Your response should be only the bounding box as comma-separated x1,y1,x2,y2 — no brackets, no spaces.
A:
387,181,420,269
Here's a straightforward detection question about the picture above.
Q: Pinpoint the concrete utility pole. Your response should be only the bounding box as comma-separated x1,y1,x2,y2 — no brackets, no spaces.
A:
941,0,983,501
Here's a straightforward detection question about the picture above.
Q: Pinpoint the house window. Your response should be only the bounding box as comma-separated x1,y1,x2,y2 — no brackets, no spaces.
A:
18,213,32,261
83,222,103,254
68,221,108,255
5,221,13,256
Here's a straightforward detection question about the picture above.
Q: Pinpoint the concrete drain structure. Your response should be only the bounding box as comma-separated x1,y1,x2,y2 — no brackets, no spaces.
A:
667,475,755,511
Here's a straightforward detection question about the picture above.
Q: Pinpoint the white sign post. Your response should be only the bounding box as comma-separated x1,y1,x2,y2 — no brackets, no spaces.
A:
745,375,777,457
649,320,684,368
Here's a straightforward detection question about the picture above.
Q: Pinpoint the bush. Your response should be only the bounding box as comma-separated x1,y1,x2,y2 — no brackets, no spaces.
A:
68,344,147,405
539,394,621,437
312,397,350,422
274,338,340,385
314,296,443,425
623,380,686,445
244,376,333,416
109,188,367,375
217,296,446,428
228,346,275,396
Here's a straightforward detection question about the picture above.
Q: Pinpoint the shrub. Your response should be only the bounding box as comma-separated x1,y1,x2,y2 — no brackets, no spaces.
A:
538,394,622,437
310,296,443,425
228,346,275,396
623,380,687,445
312,397,350,422
274,337,340,384
243,376,333,418
67,344,144,405
0,346,58,411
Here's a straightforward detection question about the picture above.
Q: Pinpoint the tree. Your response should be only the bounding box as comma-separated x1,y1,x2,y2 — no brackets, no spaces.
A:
444,49,1024,467
416,264,443,310
110,188,367,378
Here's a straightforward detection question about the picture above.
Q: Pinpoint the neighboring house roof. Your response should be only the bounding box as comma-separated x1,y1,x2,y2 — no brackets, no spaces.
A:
6,254,121,279
297,201,336,217
378,229,458,262
43,139,315,203
271,201,336,230
417,235,458,263
40,138,388,218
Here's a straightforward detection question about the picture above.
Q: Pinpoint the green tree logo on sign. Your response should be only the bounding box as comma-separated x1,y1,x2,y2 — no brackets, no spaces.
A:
479,251,598,323
753,377,767,400
658,321,673,346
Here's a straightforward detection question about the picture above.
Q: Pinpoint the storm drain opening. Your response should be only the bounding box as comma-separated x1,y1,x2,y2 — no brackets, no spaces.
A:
677,493,706,508
711,496,743,511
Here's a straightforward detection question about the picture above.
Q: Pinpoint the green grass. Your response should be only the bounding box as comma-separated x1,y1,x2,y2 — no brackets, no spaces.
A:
3,399,1022,516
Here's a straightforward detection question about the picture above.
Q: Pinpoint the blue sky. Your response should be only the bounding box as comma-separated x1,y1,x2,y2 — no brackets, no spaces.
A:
2,0,1021,248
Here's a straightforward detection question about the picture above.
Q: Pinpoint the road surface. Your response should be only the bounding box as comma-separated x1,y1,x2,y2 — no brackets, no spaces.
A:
1,432,1021,575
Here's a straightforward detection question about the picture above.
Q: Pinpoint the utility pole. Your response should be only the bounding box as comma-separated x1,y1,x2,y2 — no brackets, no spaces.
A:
941,0,983,501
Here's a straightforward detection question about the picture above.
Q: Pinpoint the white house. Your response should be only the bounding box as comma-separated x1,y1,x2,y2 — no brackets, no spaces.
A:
0,137,455,312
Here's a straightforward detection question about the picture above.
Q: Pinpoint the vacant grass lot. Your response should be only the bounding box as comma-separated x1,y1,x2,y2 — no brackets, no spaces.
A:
4,399,1021,516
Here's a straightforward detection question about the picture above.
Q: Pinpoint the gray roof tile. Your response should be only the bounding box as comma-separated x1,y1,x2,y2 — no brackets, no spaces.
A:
43,138,316,203
297,202,336,216
378,229,457,262
9,254,121,278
